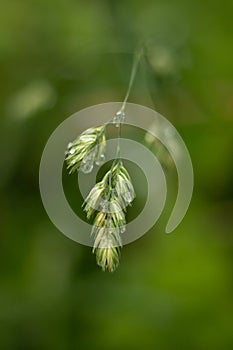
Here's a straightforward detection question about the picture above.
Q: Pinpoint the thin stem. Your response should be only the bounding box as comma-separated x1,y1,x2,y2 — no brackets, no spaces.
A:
116,122,122,158
120,47,143,113
108,47,143,182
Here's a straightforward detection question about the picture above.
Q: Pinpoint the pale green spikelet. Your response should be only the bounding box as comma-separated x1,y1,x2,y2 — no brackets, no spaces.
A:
83,161,135,272
65,126,106,174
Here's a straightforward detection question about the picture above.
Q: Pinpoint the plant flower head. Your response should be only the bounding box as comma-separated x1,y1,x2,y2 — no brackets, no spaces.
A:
65,126,106,174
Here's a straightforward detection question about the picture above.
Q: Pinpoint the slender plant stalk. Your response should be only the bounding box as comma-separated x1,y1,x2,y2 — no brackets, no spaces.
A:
120,47,143,113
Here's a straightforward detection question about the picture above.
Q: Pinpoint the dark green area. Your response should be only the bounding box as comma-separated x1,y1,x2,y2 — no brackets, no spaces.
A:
0,0,233,349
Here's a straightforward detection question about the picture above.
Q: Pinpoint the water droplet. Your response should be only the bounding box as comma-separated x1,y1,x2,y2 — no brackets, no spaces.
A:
69,148,75,155
120,226,126,234
95,154,105,166
113,110,125,127
123,191,134,204
80,161,94,174
80,150,96,173
116,110,125,118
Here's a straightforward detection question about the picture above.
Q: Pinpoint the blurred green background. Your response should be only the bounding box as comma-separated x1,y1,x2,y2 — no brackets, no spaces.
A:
0,0,233,349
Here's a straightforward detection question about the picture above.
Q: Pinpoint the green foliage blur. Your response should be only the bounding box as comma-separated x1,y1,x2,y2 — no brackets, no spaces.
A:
0,0,233,349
